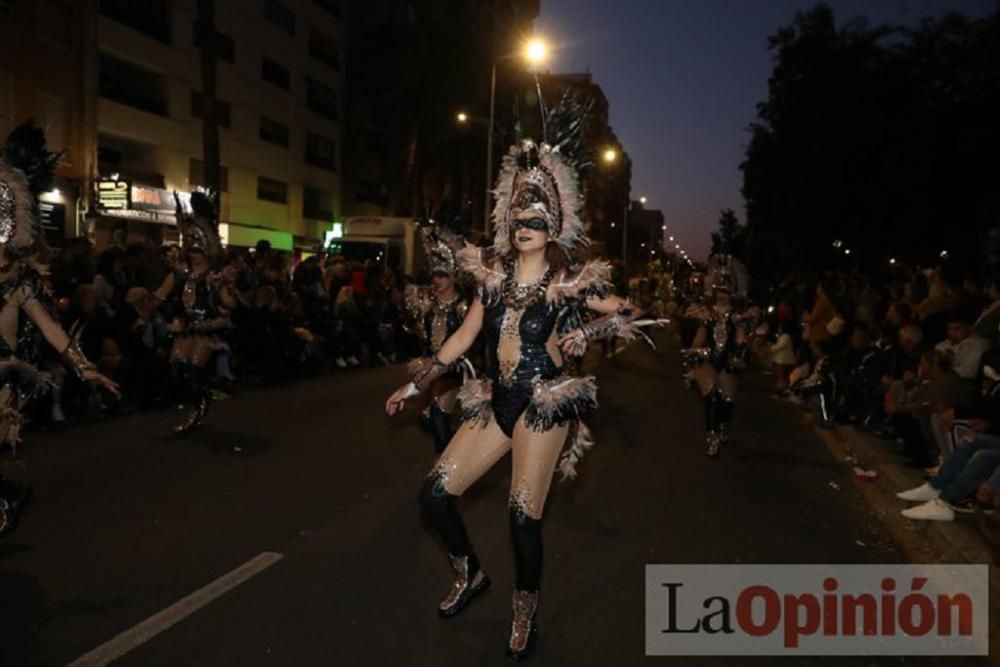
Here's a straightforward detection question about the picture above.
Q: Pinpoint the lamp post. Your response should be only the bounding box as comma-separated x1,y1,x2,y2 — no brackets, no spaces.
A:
483,37,549,237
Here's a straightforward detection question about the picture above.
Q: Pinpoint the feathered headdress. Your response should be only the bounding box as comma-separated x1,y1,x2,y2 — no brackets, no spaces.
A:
418,222,464,276
491,92,593,257
706,254,749,297
0,121,61,249
175,189,222,260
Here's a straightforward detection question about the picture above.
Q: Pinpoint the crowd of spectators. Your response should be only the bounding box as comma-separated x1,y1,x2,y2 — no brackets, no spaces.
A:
764,262,1000,521
28,237,423,429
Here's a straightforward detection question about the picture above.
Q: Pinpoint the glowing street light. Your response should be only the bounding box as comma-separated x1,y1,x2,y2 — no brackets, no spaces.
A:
639,196,647,205
603,148,618,163
456,111,468,123
524,38,549,67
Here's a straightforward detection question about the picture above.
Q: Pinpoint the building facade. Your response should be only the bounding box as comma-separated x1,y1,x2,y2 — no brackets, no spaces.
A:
342,0,539,252
0,0,98,246
94,0,345,251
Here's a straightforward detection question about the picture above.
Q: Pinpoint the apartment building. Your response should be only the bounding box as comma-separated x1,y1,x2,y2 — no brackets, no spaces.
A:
95,0,344,250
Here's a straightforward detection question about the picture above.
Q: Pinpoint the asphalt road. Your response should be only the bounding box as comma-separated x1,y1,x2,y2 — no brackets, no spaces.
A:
0,332,989,666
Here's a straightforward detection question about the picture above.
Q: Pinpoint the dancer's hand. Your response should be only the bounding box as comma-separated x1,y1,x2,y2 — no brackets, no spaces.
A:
385,382,419,416
84,369,121,398
557,330,588,357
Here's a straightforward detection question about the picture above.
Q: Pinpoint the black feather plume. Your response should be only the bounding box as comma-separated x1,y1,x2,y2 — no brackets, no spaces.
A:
1,120,61,195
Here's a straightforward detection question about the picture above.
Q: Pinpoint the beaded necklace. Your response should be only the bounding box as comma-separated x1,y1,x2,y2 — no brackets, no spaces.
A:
501,257,555,309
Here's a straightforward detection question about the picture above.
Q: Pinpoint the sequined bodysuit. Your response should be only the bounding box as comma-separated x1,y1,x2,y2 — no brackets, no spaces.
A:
484,295,563,437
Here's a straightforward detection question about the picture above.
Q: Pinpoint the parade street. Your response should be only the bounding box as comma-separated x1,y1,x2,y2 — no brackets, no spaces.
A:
0,333,989,667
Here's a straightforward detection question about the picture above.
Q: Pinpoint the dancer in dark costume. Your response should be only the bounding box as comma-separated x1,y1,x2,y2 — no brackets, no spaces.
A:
0,122,117,535
682,254,752,457
404,224,470,454
386,115,665,660
155,191,234,434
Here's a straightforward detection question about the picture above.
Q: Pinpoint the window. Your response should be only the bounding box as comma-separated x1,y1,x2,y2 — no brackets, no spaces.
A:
100,0,169,43
261,58,290,90
303,186,333,220
305,132,336,171
257,176,288,204
308,29,339,70
264,0,294,35
99,52,169,116
313,0,341,18
305,78,337,121
191,92,231,128
189,159,229,191
259,117,289,146
192,21,235,63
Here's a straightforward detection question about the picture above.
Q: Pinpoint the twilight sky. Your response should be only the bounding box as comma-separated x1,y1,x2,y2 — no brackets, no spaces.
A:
536,0,995,260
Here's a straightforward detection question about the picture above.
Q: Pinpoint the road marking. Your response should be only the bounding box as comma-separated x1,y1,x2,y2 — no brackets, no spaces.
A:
68,551,284,667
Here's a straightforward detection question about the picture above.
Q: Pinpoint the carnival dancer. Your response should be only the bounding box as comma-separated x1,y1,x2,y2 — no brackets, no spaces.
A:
682,254,751,457
0,121,118,535
404,223,471,454
156,191,234,434
386,108,665,660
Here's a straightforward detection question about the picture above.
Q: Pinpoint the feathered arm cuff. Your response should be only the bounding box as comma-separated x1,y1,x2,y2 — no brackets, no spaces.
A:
561,303,669,356
412,355,450,392
62,340,97,380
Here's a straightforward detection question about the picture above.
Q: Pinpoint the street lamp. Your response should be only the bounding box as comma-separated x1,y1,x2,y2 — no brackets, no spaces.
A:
602,148,618,163
639,196,647,205
524,38,549,67
456,111,468,124
483,36,551,236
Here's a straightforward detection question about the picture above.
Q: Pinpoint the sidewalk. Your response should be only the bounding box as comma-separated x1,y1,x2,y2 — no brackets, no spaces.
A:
808,415,1000,657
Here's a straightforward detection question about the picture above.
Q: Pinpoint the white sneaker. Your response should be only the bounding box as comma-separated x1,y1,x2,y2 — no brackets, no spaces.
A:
901,498,954,522
51,404,65,423
896,482,941,502
335,357,347,368
346,355,360,366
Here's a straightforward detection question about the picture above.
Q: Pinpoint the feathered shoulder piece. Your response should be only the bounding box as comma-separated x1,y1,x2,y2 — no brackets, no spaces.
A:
404,283,433,319
546,260,612,305
457,245,506,299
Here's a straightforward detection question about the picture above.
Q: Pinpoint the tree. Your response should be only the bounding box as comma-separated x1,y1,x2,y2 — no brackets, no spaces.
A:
740,4,1000,284
710,208,749,258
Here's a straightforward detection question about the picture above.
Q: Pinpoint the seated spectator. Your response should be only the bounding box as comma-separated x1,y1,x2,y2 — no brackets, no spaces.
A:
935,311,989,381
897,432,1000,521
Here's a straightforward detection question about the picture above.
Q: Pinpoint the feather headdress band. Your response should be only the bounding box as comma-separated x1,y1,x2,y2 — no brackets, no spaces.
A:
491,92,593,257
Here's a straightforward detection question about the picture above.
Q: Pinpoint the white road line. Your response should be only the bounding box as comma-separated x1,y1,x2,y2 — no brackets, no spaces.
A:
68,551,284,667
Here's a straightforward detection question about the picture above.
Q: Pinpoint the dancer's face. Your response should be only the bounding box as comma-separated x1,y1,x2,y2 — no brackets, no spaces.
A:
431,272,454,295
512,211,549,253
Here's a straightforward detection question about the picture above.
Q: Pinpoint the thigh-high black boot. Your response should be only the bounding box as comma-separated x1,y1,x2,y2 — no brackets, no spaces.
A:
174,364,210,434
704,389,724,457
507,504,542,661
429,406,452,455
418,473,490,617
719,397,735,444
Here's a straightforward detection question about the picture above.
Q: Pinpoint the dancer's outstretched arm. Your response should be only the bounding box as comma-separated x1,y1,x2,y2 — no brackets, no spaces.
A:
558,295,668,356
21,297,120,396
385,297,484,415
